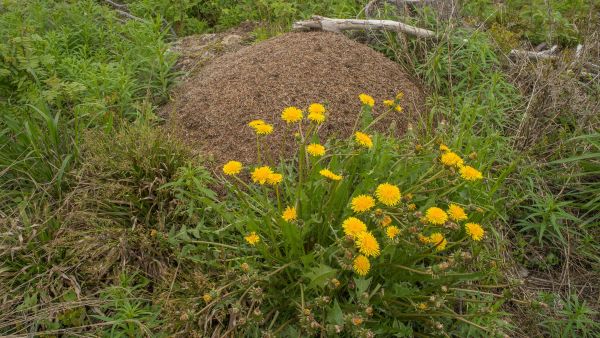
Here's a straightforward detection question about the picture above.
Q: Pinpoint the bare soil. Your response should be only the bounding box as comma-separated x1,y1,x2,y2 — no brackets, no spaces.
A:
162,31,425,167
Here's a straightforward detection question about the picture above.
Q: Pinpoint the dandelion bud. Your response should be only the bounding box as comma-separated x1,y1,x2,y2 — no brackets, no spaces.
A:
202,293,212,303
351,316,363,326
180,311,190,321
240,275,250,285
303,308,312,316
241,262,250,272
441,285,448,292
469,152,477,160
310,321,320,329
374,208,383,216
437,262,450,271
365,306,373,316
150,229,157,237
435,322,444,330
253,308,262,317
330,278,341,289
335,325,343,333
365,330,375,338
415,144,423,152
408,226,418,233
414,211,423,218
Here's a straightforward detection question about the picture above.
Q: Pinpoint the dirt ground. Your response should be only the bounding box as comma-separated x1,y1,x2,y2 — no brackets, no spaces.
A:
162,31,425,167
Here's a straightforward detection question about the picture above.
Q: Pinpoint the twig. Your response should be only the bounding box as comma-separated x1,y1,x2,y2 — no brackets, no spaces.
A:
292,15,436,39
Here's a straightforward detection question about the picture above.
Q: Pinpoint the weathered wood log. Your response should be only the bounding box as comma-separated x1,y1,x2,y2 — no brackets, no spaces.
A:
509,49,558,60
292,15,436,39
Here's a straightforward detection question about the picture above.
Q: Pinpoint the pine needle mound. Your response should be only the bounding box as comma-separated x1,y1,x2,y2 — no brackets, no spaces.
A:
162,31,425,165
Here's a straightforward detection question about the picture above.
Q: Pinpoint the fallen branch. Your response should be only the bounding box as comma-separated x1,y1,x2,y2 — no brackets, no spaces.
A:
292,15,436,39
509,49,558,61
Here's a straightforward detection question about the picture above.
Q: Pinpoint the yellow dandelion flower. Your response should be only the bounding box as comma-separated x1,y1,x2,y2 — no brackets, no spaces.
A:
440,151,464,167
386,226,400,239
351,195,376,213
320,169,342,181
244,232,260,245
428,232,447,251
354,131,373,149
380,215,392,227
465,222,485,241
342,217,367,238
308,103,325,115
394,105,403,112
375,183,401,206
254,123,273,135
383,99,394,107
439,144,451,152
223,160,242,175
282,206,297,222
417,302,428,311
251,166,273,184
248,119,265,128
447,204,468,221
407,203,417,211
460,166,483,181
281,106,303,123
418,233,429,244
425,207,448,225
306,143,326,156
358,93,375,107
266,173,283,185
353,255,370,276
396,92,404,100
202,293,212,303
307,112,325,123
356,231,380,257
415,144,423,152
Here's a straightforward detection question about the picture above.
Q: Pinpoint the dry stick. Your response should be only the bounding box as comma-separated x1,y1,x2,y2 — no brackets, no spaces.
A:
292,15,437,39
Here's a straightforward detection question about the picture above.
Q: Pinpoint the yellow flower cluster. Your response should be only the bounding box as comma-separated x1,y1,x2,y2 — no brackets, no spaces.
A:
350,195,375,213
354,131,373,149
320,169,342,181
342,217,367,239
307,103,326,123
306,143,326,157
251,166,283,185
425,207,448,225
281,106,303,124
244,232,260,245
223,160,242,175
419,232,447,251
358,93,375,107
282,206,297,222
465,222,485,241
438,144,484,181
248,119,274,135
448,204,468,221
375,183,401,206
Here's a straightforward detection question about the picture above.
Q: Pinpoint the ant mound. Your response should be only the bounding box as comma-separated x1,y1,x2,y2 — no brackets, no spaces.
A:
162,31,424,166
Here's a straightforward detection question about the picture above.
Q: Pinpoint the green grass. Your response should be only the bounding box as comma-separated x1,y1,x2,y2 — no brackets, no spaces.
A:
1,0,599,336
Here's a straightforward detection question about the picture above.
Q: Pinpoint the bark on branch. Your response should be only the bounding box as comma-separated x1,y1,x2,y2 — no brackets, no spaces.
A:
292,15,436,39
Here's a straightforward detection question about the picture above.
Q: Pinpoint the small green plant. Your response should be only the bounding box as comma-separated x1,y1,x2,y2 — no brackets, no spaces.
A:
540,293,600,338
